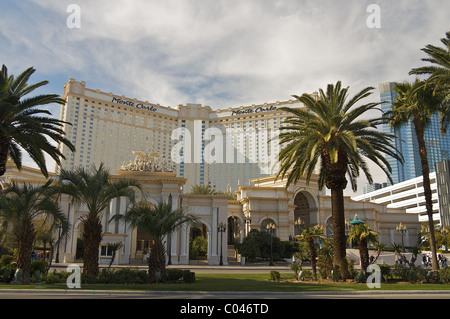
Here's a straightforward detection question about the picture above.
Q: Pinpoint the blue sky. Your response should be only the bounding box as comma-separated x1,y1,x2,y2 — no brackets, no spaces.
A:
1,0,449,193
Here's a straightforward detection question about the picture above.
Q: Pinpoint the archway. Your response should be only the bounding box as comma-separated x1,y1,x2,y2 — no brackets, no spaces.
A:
189,222,208,262
293,192,310,236
227,216,241,244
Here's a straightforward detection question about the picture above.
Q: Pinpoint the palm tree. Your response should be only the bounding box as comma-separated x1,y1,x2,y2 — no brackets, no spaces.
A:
372,239,386,264
410,31,450,133
0,65,75,177
385,79,446,273
0,181,68,284
295,224,326,281
106,242,124,270
347,223,378,273
111,200,198,282
190,184,216,195
57,163,140,276
277,81,402,275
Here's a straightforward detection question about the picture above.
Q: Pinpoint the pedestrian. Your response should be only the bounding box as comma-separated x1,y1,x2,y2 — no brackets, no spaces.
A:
410,255,416,267
422,254,427,267
442,256,448,268
146,250,150,264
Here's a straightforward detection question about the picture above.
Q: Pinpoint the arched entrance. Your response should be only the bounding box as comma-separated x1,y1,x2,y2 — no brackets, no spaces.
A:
227,216,241,244
189,222,208,262
293,192,310,236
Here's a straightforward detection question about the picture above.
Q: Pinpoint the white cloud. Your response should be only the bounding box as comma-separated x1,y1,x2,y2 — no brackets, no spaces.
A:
1,0,449,186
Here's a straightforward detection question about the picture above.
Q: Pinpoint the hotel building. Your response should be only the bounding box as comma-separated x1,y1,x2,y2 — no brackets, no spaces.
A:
0,79,423,266
59,79,300,193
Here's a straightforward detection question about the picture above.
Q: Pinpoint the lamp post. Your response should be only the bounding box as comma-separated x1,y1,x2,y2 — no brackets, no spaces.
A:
218,222,226,266
266,222,276,266
396,222,407,252
294,217,303,239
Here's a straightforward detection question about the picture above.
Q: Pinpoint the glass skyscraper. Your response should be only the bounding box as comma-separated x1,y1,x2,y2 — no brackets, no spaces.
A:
380,82,450,185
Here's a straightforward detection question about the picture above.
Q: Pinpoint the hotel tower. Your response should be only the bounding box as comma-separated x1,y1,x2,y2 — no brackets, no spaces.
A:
58,79,304,193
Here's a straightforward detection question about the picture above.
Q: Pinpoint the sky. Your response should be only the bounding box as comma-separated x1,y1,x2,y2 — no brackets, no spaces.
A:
1,0,449,195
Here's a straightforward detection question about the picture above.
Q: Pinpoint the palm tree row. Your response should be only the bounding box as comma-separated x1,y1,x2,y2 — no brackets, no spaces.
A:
0,164,198,283
277,31,449,277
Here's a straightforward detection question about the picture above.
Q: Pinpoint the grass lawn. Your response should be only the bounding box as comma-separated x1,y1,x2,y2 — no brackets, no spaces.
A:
1,273,450,292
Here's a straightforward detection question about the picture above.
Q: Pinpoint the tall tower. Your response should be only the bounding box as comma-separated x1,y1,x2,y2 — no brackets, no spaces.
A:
380,81,450,185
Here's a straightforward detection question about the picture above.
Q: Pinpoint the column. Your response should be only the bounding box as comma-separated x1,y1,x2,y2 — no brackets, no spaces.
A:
212,207,218,256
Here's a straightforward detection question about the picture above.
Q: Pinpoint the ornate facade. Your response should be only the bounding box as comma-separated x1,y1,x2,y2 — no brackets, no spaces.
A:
2,159,421,266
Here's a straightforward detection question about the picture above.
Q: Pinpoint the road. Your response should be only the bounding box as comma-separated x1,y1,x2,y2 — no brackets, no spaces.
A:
1,289,449,299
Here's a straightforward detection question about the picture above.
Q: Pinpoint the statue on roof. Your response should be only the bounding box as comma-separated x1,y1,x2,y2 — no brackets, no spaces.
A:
120,151,175,172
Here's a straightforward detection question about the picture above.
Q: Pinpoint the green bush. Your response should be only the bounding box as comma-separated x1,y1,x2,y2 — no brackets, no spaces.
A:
406,266,427,284
300,269,313,280
378,264,391,283
95,268,149,284
190,237,208,260
290,262,301,280
182,270,195,283
165,269,184,282
269,271,281,282
0,255,14,268
44,271,71,284
237,230,288,261
31,261,47,275
439,268,450,284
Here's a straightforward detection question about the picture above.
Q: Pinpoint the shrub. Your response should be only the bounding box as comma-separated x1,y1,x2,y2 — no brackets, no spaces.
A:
31,261,47,275
182,270,195,283
300,269,313,280
166,269,184,282
378,264,390,283
439,268,450,284
269,271,281,282
0,255,14,268
190,237,208,260
406,266,427,284
95,268,149,284
44,271,71,284
290,262,301,280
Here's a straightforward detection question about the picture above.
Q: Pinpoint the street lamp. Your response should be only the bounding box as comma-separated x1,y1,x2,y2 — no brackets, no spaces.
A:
217,222,226,266
345,219,351,248
294,217,303,238
396,222,407,251
266,222,276,266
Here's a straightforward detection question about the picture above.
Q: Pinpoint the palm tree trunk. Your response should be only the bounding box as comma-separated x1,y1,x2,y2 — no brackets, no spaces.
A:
413,116,439,273
148,239,167,283
17,219,34,284
0,136,10,177
359,238,369,273
82,215,103,276
331,187,348,278
307,238,317,281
